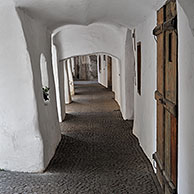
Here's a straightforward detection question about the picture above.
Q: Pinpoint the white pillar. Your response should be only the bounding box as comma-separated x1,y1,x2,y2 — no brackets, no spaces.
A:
97,54,100,83
71,57,76,77
52,45,65,122
58,61,66,121
105,55,108,88
67,59,75,96
64,60,72,104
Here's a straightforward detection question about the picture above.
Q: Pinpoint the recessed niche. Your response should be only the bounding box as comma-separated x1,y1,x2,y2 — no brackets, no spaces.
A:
40,53,50,103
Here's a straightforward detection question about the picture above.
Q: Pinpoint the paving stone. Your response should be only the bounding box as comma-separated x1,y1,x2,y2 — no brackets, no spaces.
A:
0,82,162,194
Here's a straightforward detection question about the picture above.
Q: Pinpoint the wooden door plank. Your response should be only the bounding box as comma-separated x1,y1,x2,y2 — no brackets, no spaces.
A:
156,7,165,161
171,115,177,185
155,90,177,117
165,31,177,104
165,111,171,178
157,103,165,162
155,6,165,189
164,2,178,193
157,33,164,94
155,1,178,193
157,8,164,95
157,7,164,25
165,1,177,21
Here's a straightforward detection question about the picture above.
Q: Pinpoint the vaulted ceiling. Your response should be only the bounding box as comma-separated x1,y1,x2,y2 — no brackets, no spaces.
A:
14,0,166,30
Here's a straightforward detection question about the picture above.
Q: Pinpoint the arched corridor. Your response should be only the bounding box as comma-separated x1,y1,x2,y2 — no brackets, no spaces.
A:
1,0,194,193
0,82,161,193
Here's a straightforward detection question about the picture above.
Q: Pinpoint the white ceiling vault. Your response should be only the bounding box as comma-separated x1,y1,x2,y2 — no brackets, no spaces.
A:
14,0,166,30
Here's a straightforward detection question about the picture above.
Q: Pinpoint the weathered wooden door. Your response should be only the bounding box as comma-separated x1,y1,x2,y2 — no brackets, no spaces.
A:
107,56,112,89
153,0,178,193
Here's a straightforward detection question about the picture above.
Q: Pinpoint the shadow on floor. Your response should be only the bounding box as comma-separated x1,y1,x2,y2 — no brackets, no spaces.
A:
0,82,162,194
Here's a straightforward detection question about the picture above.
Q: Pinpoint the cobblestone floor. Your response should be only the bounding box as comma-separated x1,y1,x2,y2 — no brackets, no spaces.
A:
0,82,162,194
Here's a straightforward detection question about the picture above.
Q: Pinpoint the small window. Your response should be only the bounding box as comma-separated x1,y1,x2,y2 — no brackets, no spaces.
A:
103,55,106,61
137,42,141,95
40,53,50,102
99,55,102,73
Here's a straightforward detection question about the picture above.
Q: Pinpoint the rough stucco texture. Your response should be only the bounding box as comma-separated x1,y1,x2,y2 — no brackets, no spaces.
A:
178,0,194,36
54,23,125,60
17,8,61,171
0,1,43,172
0,2,61,172
14,0,166,29
177,3,194,194
133,11,157,163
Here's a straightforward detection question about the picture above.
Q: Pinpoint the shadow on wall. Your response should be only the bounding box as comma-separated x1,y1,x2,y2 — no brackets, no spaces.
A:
16,8,61,172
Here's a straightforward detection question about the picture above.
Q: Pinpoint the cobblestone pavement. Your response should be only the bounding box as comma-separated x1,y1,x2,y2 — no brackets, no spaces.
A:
0,82,162,194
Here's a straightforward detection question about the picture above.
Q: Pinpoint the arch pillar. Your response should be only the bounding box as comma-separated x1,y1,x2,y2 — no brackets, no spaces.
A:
64,60,72,104
71,57,76,77
68,59,75,96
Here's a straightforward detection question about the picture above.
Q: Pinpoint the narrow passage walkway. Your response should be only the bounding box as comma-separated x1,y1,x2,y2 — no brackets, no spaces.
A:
0,82,161,194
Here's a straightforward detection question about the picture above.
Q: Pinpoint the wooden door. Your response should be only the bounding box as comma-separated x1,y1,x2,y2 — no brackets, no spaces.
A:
107,56,112,89
153,0,178,193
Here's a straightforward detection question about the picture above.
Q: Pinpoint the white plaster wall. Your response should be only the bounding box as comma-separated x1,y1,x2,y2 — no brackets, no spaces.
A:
1,1,193,192
16,8,61,171
104,56,108,88
67,59,74,96
97,55,101,85
58,61,66,121
122,29,135,120
54,23,134,120
52,44,64,122
71,58,76,77
14,0,166,30
64,60,72,104
133,12,157,163
102,56,108,88
98,54,108,88
132,4,194,193
97,55,101,84
97,54,121,107
178,0,194,36
40,53,49,87
177,3,194,194
0,1,43,172
54,23,125,61
112,57,121,106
